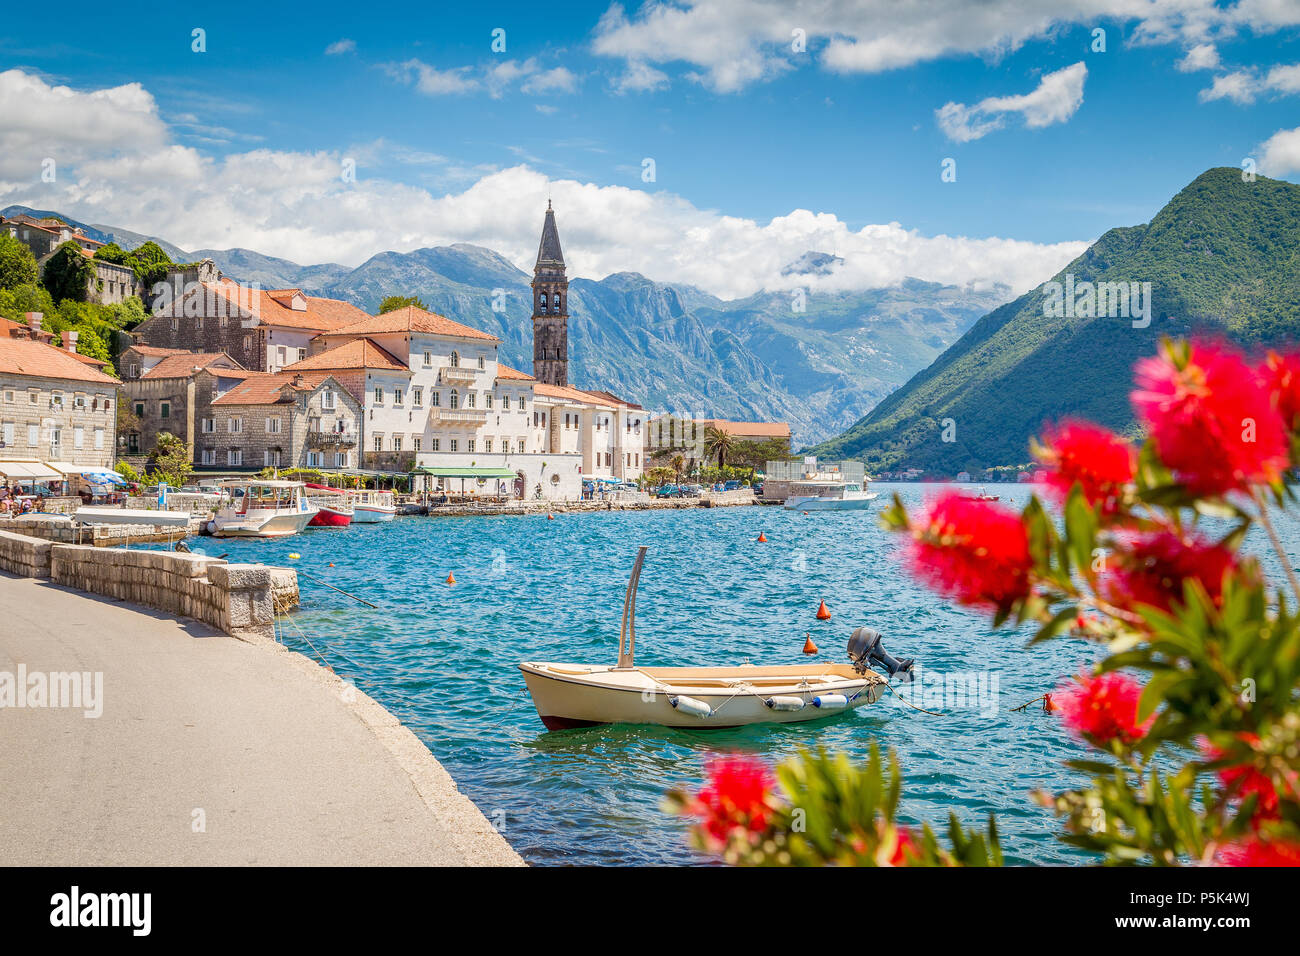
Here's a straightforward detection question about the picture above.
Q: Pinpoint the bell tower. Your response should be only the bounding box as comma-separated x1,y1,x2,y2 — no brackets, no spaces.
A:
532,200,568,386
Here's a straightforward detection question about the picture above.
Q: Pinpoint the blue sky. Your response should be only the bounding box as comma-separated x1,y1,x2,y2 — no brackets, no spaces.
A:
2,2,1299,297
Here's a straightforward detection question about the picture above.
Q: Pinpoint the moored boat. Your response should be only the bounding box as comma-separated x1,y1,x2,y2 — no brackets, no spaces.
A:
519,547,913,730
783,479,879,511
304,484,354,527
205,480,319,538
348,489,397,523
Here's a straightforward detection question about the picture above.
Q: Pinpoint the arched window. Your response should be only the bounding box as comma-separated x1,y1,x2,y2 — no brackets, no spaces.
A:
450,390,459,410
450,351,460,368
540,293,547,309
554,295,562,313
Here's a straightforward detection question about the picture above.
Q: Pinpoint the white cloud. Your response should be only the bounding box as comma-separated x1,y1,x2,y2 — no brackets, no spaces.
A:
612,60,670,93
1176,43,1220,71
1266,63,1300,92
1258,125,1300,177
937,62,1087,142
0,68,1086,300
591,0,1291,93
383,59,478,95
1199,70,1259,103
325,39,356,56
520,66,580,95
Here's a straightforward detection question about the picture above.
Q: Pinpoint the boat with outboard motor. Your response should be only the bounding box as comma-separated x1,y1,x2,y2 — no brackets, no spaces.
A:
519,547,915,730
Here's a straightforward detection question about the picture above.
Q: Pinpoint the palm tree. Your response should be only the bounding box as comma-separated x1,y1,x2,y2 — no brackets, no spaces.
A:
704,426,736,470
671,454,685,482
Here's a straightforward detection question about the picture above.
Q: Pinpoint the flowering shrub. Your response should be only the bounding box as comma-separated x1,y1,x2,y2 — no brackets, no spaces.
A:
670,337,1300,866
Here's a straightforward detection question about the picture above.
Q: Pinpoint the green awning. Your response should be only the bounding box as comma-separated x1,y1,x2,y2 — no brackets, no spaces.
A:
416,466,519,479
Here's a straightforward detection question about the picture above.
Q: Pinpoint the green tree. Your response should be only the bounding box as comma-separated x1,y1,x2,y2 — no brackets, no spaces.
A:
379,294,428,314
703,426,737,469
40,242,94,303
0,234,38,290
0,283,56,323
147,431,193,488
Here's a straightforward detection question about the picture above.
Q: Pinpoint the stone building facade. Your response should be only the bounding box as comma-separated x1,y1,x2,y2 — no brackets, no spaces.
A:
0,338,120,470
133,266,371,373
204,373,361,471
119,354,248,459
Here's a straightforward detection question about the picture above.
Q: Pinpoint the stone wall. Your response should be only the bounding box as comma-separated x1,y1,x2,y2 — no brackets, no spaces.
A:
0,528,296,642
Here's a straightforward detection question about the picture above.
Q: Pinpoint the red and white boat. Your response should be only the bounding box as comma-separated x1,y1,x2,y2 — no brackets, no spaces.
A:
304,484,354,527
348,489,397,523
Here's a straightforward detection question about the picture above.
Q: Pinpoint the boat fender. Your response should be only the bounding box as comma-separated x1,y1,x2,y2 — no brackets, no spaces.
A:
669,695,713,718
764,695,806,711
812,694,848,710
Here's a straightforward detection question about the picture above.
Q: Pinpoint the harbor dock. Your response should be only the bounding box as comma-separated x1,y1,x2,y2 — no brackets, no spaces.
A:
0,572,522,866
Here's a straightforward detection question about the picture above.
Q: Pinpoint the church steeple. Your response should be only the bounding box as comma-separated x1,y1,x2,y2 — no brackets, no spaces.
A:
532,202,568,386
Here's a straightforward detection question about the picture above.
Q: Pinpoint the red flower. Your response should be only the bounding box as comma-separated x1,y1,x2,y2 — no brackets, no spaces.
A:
1265,350,1300,432
1216,837,1300,867
907,491,1033,611
1037,421,1134,513
1132,340,1289,495
1103,530,1238,614
690,755,777,847
1203,734,1296,826
1055,671,1152,746
884,826,918,867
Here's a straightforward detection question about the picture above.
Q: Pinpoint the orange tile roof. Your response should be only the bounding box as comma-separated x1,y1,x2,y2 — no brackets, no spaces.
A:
196,282,372,332
700,419,792,438
0,317,53,342
67,351,112,370
283,338,408,373
141,352,243,380
495,363,536,381
534,383,620,408
582,388,643,409
322,305,499,343
0,338,120,385
124,344,190,357
212,372,332,406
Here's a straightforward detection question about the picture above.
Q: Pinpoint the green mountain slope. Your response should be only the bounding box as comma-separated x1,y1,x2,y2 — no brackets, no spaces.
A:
812,168,1300,473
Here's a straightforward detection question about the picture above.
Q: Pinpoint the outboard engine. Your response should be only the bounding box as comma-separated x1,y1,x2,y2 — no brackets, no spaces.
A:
848,627,916,683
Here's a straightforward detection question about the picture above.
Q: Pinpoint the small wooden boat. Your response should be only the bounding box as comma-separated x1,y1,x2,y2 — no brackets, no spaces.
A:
960,486,1000,501
519,548,906,730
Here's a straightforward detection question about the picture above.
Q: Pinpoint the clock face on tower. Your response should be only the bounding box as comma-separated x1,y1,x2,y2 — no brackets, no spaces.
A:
532,201,568,387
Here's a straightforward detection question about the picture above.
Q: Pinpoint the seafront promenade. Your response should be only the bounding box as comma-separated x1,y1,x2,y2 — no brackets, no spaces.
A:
0,573,522,866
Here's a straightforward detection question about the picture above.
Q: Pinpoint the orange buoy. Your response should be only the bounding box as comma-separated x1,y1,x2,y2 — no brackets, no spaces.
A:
446,572,456,585
757,532,768,543
802,633,818,654
815,600,831,621
547,513,555,520
328,562,335,567
1043,693,1060,713
803,511,809,516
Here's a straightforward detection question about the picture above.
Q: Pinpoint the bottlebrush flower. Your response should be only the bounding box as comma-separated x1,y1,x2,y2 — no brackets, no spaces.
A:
1216,837,1300,867
883,826,918,867
1132,340,1289,495
1037,421,1134,513
907,491,1033,611
1203,734,1296,826
1265,350,1300,433
689,755,777,848
1055,671,1152,746
1103,530,1238,614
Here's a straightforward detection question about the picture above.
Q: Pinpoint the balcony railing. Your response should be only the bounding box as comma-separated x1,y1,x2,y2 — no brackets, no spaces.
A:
307,430,358,447
428,408,488,425
438,366,477,386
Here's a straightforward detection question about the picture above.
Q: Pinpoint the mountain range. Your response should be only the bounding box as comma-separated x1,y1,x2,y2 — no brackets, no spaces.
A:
2,205,1011,446
811,167,1300,474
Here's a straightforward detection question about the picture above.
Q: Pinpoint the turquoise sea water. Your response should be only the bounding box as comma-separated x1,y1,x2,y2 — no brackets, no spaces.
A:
188,483,1300,865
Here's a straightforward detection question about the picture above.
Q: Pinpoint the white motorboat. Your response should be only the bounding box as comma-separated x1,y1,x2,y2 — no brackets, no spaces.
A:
348,489,397,523
205,480,318,538
519,548,912,730
783,479,879,511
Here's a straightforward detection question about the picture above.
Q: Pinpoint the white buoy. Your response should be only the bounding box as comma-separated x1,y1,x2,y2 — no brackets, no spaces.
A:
669,695,713,718
764,695,806,712
812,694,848,711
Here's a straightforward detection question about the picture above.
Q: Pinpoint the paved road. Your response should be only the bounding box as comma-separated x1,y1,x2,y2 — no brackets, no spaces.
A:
0,572,521,866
